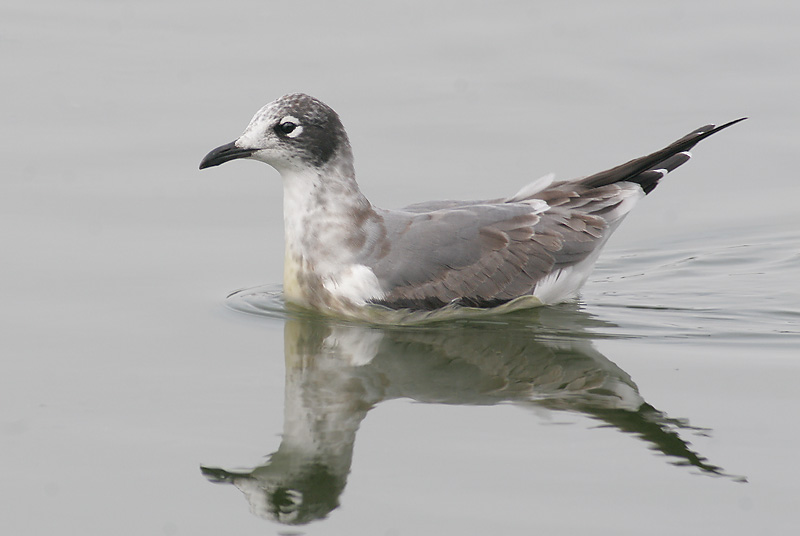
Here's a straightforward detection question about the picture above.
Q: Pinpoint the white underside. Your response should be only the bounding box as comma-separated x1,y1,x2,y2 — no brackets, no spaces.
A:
532,185,644,304
321,264,384,305
531,251,604,304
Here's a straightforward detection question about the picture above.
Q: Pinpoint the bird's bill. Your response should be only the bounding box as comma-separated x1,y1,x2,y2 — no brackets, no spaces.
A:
199,141,256,169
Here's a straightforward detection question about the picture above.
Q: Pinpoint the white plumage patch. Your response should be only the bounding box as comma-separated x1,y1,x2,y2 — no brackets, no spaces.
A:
525,198,550,214
532,254,600,304
322,264,383,305
507,173,556,202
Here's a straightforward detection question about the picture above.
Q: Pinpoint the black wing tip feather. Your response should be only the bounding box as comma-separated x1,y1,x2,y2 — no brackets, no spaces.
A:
690,117,747,143
669,117,747,156
635,169,667,195
581,117,746,194
640,117,747,194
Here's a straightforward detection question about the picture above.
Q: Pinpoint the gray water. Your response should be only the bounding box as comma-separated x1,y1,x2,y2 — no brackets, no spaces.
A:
2,1,799,534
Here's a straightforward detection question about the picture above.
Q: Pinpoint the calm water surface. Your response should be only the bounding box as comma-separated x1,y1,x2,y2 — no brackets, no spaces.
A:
2,1,799,534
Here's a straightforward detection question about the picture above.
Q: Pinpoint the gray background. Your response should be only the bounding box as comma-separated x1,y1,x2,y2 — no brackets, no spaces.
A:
2,1,798,534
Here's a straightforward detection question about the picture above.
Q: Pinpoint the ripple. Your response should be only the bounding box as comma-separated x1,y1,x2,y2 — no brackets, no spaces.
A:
225,285,635,343
226,284,290,320
585,226,800,345
227,284,554,326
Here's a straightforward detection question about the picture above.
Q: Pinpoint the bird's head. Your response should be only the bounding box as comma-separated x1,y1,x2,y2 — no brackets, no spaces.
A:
199,93,352,174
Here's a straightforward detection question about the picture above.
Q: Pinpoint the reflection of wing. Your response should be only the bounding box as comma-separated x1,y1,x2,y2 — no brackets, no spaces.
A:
580,404,736,478
373,320,641,409
368,317,741,479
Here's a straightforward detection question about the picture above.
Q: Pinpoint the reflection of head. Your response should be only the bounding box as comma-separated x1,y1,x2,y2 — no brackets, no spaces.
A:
203,461,346,525
250,461,345,525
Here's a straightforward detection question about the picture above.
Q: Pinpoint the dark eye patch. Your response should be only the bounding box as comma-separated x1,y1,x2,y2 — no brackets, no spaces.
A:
272,97,345,166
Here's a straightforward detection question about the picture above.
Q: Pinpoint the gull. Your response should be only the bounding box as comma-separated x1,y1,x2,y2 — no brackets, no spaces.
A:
200,93,743,317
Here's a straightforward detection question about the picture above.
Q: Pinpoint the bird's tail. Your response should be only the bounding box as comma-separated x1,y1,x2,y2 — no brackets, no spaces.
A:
580,117,746,194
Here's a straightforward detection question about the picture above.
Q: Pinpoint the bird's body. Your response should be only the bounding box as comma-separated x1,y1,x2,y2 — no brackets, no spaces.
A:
200,93,743,317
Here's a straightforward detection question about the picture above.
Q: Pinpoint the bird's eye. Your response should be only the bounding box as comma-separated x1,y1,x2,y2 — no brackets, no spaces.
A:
276,116,303,138
279,122,297,134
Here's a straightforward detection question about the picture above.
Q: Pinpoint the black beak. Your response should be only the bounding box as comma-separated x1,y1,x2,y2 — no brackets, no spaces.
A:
199,141,257,170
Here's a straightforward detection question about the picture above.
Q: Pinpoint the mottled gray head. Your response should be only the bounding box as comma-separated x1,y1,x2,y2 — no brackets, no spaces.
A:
199,93,352,173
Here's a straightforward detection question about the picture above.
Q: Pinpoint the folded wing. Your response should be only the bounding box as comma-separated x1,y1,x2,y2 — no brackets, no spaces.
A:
368,119,745,310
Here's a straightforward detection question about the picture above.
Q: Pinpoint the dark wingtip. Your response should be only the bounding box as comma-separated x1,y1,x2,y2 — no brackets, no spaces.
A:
579,117,746,192
717,116,748,129
702,117,747,136
682,117,746,150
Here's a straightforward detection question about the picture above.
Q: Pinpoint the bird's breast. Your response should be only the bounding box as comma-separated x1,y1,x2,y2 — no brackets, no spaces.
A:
283,243,383,312
282,246,306,306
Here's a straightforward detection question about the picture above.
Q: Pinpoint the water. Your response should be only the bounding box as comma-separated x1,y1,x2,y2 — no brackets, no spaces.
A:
2,1,799,534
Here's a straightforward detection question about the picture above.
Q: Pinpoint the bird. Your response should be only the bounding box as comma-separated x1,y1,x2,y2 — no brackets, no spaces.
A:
200,93,744,317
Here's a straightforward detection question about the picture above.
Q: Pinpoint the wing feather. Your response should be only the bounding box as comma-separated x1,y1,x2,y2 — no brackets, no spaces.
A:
366,119,745,310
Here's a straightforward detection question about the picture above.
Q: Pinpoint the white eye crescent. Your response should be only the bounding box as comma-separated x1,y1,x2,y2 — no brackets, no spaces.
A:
278,115,303,138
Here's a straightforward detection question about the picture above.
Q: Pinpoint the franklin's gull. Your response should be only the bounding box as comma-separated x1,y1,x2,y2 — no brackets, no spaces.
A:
200,93,743,317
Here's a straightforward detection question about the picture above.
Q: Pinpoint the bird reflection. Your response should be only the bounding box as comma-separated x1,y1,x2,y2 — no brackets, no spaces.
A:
201,304,739,525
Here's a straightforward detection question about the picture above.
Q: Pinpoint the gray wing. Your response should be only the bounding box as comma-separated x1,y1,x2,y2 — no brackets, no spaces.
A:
366,119,745,310
368,194,614,309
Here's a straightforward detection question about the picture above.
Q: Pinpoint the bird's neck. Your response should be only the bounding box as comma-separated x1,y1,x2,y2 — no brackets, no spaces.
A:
280,158,376,308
